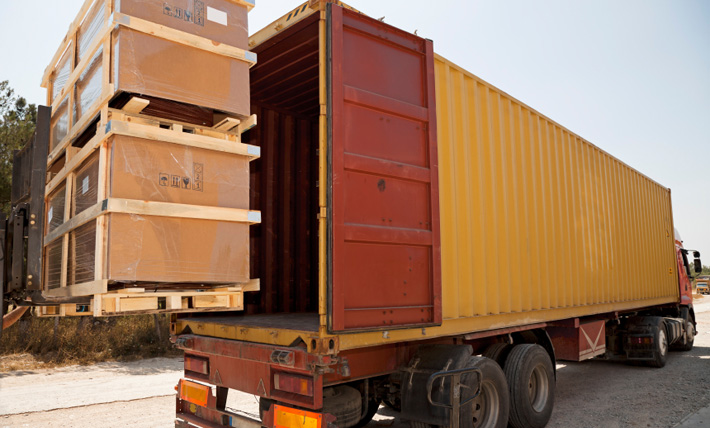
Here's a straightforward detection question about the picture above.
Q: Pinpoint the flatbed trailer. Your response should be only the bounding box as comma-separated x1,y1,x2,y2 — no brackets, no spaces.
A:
169,2,702,428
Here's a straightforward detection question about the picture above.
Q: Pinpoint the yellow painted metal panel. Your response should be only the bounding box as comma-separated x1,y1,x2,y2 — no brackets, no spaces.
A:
433,54,678,325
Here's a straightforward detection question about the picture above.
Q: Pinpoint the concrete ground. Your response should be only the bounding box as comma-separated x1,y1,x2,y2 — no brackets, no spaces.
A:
1,296,709,427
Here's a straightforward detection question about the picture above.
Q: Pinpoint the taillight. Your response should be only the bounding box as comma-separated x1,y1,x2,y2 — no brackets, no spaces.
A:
178,379,210,407
185,354,209,375
273,405,322,428
273,372,314,397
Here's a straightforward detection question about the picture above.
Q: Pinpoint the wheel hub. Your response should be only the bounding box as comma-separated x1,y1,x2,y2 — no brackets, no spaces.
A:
472,380,500,428
528,364,549,413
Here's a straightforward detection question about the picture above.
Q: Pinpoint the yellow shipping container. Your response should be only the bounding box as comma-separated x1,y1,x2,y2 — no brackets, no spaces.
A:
175,5,680,353
332,55,679,350
434,54,678,321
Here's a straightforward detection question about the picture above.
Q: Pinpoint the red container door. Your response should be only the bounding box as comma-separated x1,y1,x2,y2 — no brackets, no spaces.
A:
327,5,441,332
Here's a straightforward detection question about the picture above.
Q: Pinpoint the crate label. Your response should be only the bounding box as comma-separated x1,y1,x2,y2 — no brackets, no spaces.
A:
163,0,205,27
207,7,228,26
159,163,203,192
82,176,90,195
193,163,204,192
48,207,53,223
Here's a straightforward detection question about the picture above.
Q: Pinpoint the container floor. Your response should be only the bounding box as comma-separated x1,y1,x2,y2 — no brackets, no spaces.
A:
189,312,319,332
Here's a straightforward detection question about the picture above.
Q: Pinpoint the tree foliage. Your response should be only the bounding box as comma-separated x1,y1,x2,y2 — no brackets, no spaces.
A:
0,81,37,215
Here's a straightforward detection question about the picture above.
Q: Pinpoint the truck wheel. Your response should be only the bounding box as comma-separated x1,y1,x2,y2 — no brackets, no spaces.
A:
671,310,695,352
504,344,555,428
465,356,509,428
322,385,362,428
674,319,695,352
408,357,509,428
648,318,668,368
482,343,512,368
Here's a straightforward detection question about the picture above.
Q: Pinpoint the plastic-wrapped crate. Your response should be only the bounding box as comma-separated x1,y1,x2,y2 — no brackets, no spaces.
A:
42,110,260,300
43,0,255,159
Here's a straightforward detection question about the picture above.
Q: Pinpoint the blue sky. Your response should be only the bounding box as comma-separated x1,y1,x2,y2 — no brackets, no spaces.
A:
1,0,708,263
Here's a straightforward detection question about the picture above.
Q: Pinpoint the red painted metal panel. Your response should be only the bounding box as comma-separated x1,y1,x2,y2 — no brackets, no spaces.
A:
548,319,606,361
328,5,441,331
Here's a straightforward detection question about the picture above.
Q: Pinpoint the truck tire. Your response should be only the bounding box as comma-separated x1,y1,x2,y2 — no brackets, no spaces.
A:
671,309,695,352
648,318,668,368
673,319,695,352
504,344,555,428
465,356,510,428
482,343,512,368
408,357,509,428
322,385,362,428
353,397,380,428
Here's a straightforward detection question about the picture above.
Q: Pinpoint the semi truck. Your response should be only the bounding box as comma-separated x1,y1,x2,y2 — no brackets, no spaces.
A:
0,1,703,428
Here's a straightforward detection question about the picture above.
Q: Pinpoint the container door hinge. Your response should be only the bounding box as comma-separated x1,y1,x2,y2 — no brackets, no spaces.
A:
318,207,327,219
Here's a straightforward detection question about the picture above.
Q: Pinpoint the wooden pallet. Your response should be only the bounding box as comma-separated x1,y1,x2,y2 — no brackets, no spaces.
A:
43,0,258,168
41,97,261,300
37,279,259,317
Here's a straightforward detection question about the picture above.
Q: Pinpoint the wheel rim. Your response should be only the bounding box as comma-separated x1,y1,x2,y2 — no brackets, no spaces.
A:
658,328,667,356
528,364,549,413
472,380,500,428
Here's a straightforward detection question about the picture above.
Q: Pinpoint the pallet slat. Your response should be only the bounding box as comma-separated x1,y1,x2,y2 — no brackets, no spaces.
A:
37,282,258,317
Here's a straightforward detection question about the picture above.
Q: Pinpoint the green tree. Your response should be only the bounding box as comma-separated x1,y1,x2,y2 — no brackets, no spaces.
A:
0,80,37,215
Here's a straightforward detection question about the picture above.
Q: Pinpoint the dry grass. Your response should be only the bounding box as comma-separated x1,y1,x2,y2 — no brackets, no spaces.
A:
0,314,180,372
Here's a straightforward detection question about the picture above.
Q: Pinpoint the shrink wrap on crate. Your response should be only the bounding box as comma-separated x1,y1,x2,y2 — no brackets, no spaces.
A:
111,28,250,119
117,0,249,48
45,185,67,290
47,0,252,149
106,215,250,283
61,134,252,286
108,136,250,208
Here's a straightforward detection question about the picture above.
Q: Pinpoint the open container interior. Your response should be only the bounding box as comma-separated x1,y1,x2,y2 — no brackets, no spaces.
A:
243,14,322,320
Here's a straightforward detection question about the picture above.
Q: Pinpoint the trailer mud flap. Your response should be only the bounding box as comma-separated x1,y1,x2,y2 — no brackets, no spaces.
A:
326,4,441,332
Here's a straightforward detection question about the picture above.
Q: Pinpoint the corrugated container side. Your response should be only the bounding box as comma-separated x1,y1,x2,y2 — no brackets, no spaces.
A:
434,55,678,321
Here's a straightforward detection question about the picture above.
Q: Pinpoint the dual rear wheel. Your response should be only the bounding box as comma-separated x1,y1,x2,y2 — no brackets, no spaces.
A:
474,343,555,428
413,343,555,428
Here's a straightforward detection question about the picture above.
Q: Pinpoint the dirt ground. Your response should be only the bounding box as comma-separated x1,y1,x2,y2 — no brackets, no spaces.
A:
1,297,709,428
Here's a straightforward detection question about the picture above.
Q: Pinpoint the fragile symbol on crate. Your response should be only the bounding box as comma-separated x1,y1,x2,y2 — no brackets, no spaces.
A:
163,0,205,26
158,164,204,192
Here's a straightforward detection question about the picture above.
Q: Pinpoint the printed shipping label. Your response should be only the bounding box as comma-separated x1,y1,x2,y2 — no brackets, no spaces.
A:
82,176,90,195
207,7,228,26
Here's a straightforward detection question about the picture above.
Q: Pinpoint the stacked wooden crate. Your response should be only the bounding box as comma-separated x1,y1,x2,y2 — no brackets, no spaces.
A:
39,0,260,317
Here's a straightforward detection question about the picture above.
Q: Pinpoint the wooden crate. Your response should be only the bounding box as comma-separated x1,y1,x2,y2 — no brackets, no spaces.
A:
41,98,260,300
43,0,257,168
36,279,259,317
